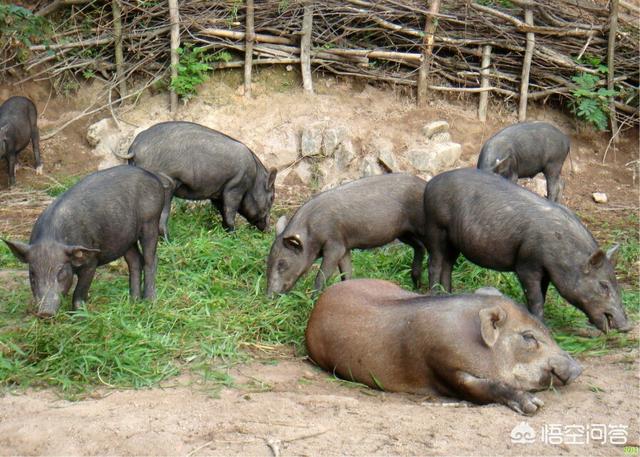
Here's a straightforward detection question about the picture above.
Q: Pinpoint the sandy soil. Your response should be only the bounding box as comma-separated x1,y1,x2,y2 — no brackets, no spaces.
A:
0,71,638,456
0,346,638,456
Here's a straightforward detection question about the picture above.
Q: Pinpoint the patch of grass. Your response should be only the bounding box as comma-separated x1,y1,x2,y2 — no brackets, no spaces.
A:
0,196,637,394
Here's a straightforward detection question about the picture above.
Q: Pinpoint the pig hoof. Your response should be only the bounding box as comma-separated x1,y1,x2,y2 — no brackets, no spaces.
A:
508,392,544,415
35,165,43,175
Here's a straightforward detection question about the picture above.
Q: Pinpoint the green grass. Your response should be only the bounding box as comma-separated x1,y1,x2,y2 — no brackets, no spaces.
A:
0,199,638,395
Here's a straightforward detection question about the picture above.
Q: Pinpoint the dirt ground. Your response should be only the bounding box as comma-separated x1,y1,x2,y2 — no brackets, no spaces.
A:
0,72,639,456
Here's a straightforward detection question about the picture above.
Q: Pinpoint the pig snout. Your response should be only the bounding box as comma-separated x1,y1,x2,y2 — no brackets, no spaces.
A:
255,217,269,232
549,355,582,386
35,291,61,318
591,309,631,334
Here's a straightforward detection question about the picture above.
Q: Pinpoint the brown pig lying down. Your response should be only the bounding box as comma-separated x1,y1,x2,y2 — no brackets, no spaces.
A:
305,279,582,415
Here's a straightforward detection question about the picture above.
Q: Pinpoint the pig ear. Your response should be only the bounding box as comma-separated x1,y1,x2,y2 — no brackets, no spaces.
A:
584,249,606,274
479,305,507,348
492,156,512,176
0,124,8,138
3,239,30,263
606,244,620,267
266,167,277,190
283,234,303,252
275,215,287,236
66,246,101,267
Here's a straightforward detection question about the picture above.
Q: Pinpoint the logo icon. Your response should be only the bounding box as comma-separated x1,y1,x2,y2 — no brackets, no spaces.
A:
511,421,537,444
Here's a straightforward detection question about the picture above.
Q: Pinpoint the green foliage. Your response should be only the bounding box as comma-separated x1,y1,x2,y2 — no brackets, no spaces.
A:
0,4,51,47
170,45,232,102
476,0,514,7
569,56,617,131
0,188,637,394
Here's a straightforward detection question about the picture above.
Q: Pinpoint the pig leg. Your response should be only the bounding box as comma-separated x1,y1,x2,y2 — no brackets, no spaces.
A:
31,127,42,174
315,243,347,290
426,229,451,292
124,245,143,299
221,188,244,232
545,171,563,203
400,235,426,288
72,266,97,309
454,371,544,415
338,251,352,281
140,221,159,300
516,268,546,319
439,246,460,292
6,153,16,186
159,188,174,240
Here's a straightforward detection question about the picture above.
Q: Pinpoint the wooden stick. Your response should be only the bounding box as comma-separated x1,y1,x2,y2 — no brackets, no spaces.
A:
300,2,313,94
168,0,180,113
35,0,92,17
244,0,255,98
518,8,535,122
112,0,127,100
607,0,619,144
418,0,441,106
478,45,492,121
198,28,293,45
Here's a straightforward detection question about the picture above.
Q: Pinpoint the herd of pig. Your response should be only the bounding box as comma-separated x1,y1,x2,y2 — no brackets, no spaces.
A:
0,95,632,415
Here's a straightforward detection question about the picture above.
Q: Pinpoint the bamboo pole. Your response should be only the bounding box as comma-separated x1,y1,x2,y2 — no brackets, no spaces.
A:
244,0,255,98
607,0,619,144
417,0,440,106
300,2,314,94
518,8,534,122
168,0,180,113
112,0,126,99
478,45,492,121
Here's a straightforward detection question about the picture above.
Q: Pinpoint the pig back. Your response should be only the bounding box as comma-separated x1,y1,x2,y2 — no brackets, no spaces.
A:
129,122,257,199
287,174,427,249
423,168,594,270
31,165,164,265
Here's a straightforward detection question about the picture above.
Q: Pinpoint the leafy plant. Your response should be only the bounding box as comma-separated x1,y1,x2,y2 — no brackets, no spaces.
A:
170,45,231,102
569,56,617,131
0,4,51,48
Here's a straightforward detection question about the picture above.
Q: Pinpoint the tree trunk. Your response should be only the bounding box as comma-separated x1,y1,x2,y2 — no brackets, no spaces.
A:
607,0,619,144
518,8,534,121
478,45,492,121
168,0,180,113
112,0,127,99
244,0,255,98
417,0,441,106
300,3,314,94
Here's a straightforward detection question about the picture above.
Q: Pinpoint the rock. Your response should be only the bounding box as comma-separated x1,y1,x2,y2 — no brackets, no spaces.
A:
322,127,348,157
362,155,383,177
370,137,398,172
86,118,116,147
429,131,452,144
293,160,313,184
261,127,299,169
335,139,356,171
407,142,462,174
301,123,325,157
522,175,547,198
422,120,449,140
592,192,608,204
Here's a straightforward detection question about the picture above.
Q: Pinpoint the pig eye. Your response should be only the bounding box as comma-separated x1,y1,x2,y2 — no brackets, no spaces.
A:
599,282,609,294
277,260,287,272
521,332,538,346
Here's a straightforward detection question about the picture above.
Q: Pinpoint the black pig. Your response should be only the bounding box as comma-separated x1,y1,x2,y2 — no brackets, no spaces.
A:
125,121,277,237
3,165,164,317
477,122,570,202
267,174,427,296
423,168,629,333
0,96,42,186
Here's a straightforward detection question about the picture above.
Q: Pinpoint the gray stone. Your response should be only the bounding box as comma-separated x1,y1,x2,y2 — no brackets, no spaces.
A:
592,192,608,204
407,142,462,174
262,127,299,169
422,120,449,140
86,118,116,147
429,131,452,144
322,127,348,157
522,175,547,198
301,124,325,157
377,147,398,172
335,139,356,171
293,160,313,184
362,155,383,177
